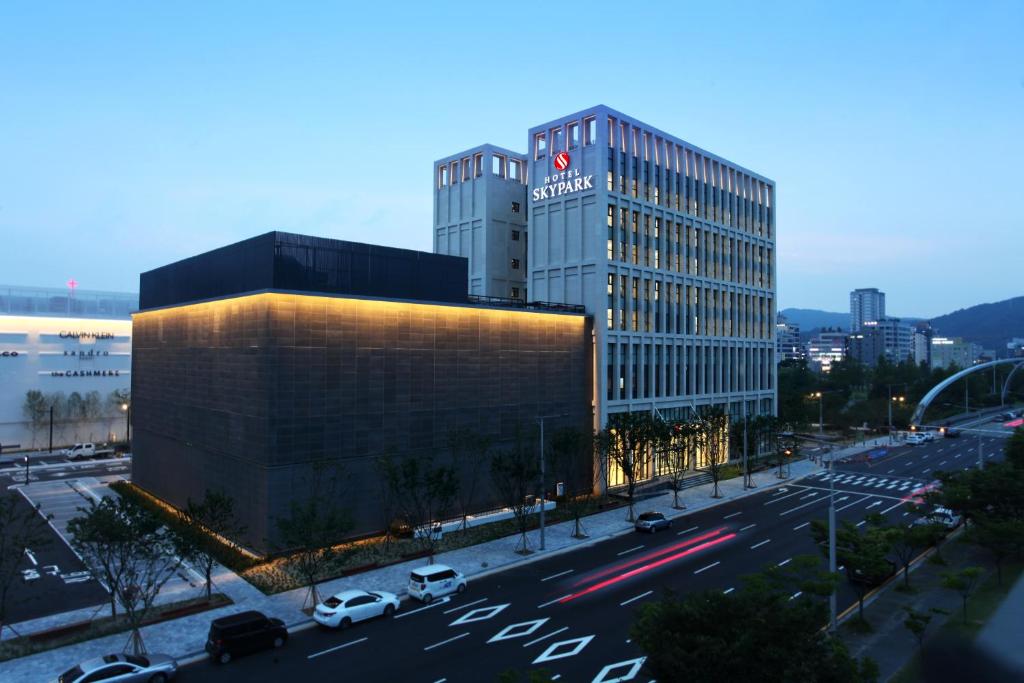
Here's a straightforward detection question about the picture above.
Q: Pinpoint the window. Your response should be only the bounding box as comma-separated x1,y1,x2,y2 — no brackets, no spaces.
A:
511,202,520,214
511,287,520,299
492,154,506,178
511,229,520,240
438,165,448,188
535,132,547,159
461,157,471,182
509,158,522,182
585,116,597,145
551,127,564,153
567,121,579,149
450,161,458,184
473,153,483,178
511,258,520,270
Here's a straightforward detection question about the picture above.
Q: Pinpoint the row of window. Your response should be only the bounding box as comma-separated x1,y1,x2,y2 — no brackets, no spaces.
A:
437,153,525,188
604,341,774,402
605,274,773,339
534,116,600,158
606,145,772,236
606,206,773,288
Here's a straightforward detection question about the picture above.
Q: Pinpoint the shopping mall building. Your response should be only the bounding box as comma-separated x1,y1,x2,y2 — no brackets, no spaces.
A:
0,286,135,451
133,105,776,552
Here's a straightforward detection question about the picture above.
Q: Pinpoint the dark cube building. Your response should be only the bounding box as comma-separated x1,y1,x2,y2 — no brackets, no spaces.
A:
132,232,593,554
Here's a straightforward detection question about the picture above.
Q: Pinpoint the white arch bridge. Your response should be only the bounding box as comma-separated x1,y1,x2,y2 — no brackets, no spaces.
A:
910,358,1024,426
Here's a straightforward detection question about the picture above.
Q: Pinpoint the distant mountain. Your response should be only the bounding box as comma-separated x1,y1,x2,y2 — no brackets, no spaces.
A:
928,296,1024,351
779,308,850,331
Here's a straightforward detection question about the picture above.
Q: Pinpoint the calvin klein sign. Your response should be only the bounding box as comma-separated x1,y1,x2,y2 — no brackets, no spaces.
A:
59,331,114,340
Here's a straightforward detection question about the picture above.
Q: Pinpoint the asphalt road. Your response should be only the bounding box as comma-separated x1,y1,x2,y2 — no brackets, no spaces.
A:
175,431,1011,683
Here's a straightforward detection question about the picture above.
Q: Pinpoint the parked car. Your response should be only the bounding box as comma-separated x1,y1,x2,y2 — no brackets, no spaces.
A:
942,427,961,438
921,431,936,442
313,589,399,628
59,653,177,682
905,433,927,445
61,443,116,461
912,506,961,530
205,610,287,664
634,511,672,533
846,559,897,587
408,564,466,603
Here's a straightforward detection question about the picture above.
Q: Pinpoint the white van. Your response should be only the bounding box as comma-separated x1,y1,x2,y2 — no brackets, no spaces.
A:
407,564,466,603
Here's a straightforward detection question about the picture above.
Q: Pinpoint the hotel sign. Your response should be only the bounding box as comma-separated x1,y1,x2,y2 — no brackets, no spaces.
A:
531,151,594,201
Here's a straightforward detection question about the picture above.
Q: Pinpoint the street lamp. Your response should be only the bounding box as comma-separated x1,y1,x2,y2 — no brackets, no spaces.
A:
827,442,837,633
809,392,823,436
121,403,131,451
888,392,905,444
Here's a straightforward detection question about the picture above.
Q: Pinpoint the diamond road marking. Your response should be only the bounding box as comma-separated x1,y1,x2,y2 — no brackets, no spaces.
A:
487,618,550,643
592,656,647,683
450,603,509,626
532,635,595,664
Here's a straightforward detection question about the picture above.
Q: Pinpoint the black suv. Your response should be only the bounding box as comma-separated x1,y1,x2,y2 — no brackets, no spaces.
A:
206,610,288,664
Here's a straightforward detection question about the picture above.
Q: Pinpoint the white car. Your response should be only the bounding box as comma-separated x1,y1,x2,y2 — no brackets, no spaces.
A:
905,433,927,445
921,431,936,442
59,653,177,682
408,564,467,603
912,506,961,530
313,589,399,628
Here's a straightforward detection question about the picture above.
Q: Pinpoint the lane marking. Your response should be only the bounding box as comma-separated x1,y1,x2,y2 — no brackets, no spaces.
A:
523,626,569,648
694,561,720,574
677,526,699,536
764,488,809,505
798,492,820,500
836,495,872,512
750,539,771,549
488,618,550,644
617,545,644,557
723,587,735,594
865,500,883,510
880,501,905,514
443,597,487,614
856,521,867,527
790,591,802,600
538,594,572,609
449,604,509,626
307,637,368,660
424,632,469,651
394,596,451,618
532,635,594,664
541,569,574,582
620,590,654,606
723,511,742,520
793,522,810,531
780,497,828,516
887,469,895,474
739,523,757,531
778,558,791,567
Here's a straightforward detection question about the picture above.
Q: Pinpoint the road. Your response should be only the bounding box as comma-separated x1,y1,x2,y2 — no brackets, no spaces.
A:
175,429,1010,682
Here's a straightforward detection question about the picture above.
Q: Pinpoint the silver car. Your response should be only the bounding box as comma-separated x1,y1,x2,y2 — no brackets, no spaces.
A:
58,653,178,682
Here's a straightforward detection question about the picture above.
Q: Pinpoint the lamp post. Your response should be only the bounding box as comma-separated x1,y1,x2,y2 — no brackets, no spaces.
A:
121,403,131,451
888,386,905,444
810,392,823,436
536,413,567,552
828,444,837,633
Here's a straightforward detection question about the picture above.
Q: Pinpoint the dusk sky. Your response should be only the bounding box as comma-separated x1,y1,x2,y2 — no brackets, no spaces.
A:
1,1,1020,318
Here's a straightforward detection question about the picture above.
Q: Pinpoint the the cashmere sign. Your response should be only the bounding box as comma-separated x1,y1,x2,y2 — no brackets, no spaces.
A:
532,152,594,202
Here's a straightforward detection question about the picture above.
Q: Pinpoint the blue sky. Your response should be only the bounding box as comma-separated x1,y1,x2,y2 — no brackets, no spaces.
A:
1,1,1021,318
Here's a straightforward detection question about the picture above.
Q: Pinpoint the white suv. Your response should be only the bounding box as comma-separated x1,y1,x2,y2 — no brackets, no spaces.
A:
408,564,466,603
905,433,927,446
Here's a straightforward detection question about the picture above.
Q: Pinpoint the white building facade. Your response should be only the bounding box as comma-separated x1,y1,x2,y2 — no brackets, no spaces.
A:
850,288,885,332
0,286,135,451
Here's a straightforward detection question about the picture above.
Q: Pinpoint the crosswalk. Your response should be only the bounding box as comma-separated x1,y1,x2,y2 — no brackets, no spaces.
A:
811,471,926,493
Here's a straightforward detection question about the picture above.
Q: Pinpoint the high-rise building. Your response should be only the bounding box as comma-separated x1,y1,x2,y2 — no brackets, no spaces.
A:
776,313,802,363
850,288,885,331
931,336,982,369
913,322,933,366
863,317,913,363
847,328,886,367
806,330,848,372
434,145,529,300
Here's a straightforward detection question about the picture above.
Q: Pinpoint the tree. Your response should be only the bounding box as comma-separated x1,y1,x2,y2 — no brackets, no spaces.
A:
631,559,877,683
491,438,540,554
379,452,458,562
903,606,932,650
664,422,696,509
594,411,665,521
68,496,181,655
68,496,131,618
549,426,597,538
83,391,103,442
49,391,69,445
67,391,85,441
447,428,491,530
22,390,48,450
0,492,51,636
942,566,984,625
275,461,353,611
811,515,894,623
107,389,131,442
174,489,246,601
968,517,1024,586
693,406,730,497
1005,427,1024,469
885,522,935,589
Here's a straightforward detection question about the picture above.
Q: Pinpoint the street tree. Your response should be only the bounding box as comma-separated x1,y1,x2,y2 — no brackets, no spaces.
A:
885,522,936,589
594,411,665,521
174,489,247,601
22,390,48,450
0,492,51,636
378,453,458,562
968,517,1024,586
693,406,730,498
631,559,877,683
275,461,353,611
549,426,597,538
664,422,696,509
490,438,540,554
811,515,895,623
902,606,932,650
1005,427,1024,468
941,566,984,625
447,428,491,530
68,495,182,655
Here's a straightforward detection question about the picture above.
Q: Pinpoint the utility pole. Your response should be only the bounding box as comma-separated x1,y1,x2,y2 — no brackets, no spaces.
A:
742,398,751,489
978,433,984,471
48,405,53,454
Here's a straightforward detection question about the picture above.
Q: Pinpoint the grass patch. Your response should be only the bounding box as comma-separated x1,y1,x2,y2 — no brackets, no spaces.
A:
0,594,231,663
